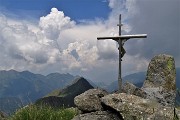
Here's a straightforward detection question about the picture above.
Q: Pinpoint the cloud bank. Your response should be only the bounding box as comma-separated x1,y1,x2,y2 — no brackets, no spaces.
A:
0,0,179,83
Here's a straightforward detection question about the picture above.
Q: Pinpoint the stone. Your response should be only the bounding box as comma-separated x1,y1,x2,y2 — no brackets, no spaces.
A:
0,111,7,119
122,82,147,98
175,108,180,119
142,54,176,107
72,111,122,120
74,89,108,112
101,93,174,120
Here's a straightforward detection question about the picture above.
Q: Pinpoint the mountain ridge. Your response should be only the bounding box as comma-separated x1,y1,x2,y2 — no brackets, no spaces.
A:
0,69,77,114
35,77,94,108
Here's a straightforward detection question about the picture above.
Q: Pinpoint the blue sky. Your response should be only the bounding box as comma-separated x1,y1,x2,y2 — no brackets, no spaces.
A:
0,0,110,21
0,0,179,84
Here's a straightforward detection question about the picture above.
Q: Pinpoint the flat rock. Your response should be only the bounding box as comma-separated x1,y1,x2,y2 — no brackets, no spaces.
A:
72,111,122,120
142,54,176,107
74,89,108,112
101,93,174,120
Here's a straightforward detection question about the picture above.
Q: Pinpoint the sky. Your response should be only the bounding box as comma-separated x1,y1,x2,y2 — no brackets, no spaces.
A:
0,0,179,84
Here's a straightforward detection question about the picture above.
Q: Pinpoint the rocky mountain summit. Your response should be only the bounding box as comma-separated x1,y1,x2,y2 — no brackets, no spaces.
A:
73,54,180,120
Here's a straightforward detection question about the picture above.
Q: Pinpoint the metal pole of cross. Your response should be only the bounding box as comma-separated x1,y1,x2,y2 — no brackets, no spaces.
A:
97,14,147,92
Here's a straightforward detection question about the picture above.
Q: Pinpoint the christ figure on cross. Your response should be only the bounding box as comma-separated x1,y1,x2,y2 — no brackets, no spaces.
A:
120,40,126,61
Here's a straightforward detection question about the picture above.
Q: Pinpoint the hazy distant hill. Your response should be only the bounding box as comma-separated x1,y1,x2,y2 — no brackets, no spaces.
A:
176,68,180,106
106,68,180,92
0,70,75,102
36,77,93,108
0,70,76,114
0,97,22,115
0,70,47,103
176,68,180,87
106,72,146,92
44,73,75,90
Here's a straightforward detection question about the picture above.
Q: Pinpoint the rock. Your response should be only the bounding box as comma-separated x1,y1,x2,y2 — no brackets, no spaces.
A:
0,111,7,119
175,108,180,119
101,93,174,120
142,54,176,107
122,82,147,98
74,89,108,112
72,111,122,120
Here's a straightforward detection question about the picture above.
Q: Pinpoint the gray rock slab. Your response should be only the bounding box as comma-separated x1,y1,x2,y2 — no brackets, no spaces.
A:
101,93,174,120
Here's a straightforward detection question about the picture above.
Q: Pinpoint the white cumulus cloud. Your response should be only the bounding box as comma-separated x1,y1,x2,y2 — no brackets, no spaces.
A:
0,0,179,84
39,8,75,40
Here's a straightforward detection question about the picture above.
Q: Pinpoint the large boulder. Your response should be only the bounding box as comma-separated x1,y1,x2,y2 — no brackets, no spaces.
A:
142,54,176,107
122,82,147,98
72,111,122,120
74,89,108,112
101,93,174,120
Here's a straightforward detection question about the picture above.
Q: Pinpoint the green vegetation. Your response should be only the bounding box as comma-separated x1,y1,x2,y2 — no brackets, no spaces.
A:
8,105,77,120
44,89,60,97
167,58,174,71
45,89,68,97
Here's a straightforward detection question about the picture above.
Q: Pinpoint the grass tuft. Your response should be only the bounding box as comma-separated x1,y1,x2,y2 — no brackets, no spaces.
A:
8,105,77,120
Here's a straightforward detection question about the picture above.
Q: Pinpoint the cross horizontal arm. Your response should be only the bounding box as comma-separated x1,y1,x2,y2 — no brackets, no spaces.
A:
97,34,147,40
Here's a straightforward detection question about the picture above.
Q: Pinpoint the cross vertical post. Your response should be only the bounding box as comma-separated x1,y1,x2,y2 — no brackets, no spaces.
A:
118,14,122,92
97,14,147,92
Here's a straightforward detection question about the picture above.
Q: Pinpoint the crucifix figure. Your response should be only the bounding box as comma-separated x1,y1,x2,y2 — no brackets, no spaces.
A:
97,14,147,92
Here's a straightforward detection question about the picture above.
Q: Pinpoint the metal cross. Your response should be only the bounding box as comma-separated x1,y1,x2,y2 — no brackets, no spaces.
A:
97,14,147,92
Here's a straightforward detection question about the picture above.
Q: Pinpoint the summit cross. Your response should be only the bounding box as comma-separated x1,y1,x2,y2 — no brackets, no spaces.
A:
97,14,147,92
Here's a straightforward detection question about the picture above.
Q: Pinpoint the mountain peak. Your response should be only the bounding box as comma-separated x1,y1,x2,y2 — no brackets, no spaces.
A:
59,77,94,95
36,77,94,108
71,77,89,85
0,69,18,74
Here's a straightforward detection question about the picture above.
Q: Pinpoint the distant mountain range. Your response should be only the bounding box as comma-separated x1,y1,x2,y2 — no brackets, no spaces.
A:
105,68,180,92
0,70,76,114
105,72,146,92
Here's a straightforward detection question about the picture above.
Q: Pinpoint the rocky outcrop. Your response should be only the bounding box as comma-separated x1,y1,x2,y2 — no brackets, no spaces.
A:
101,93,174,119
73,89,123,120
72,54,177,120
73,89,176,120
122,82,147,98
142,54,176,107
74,89,108,112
